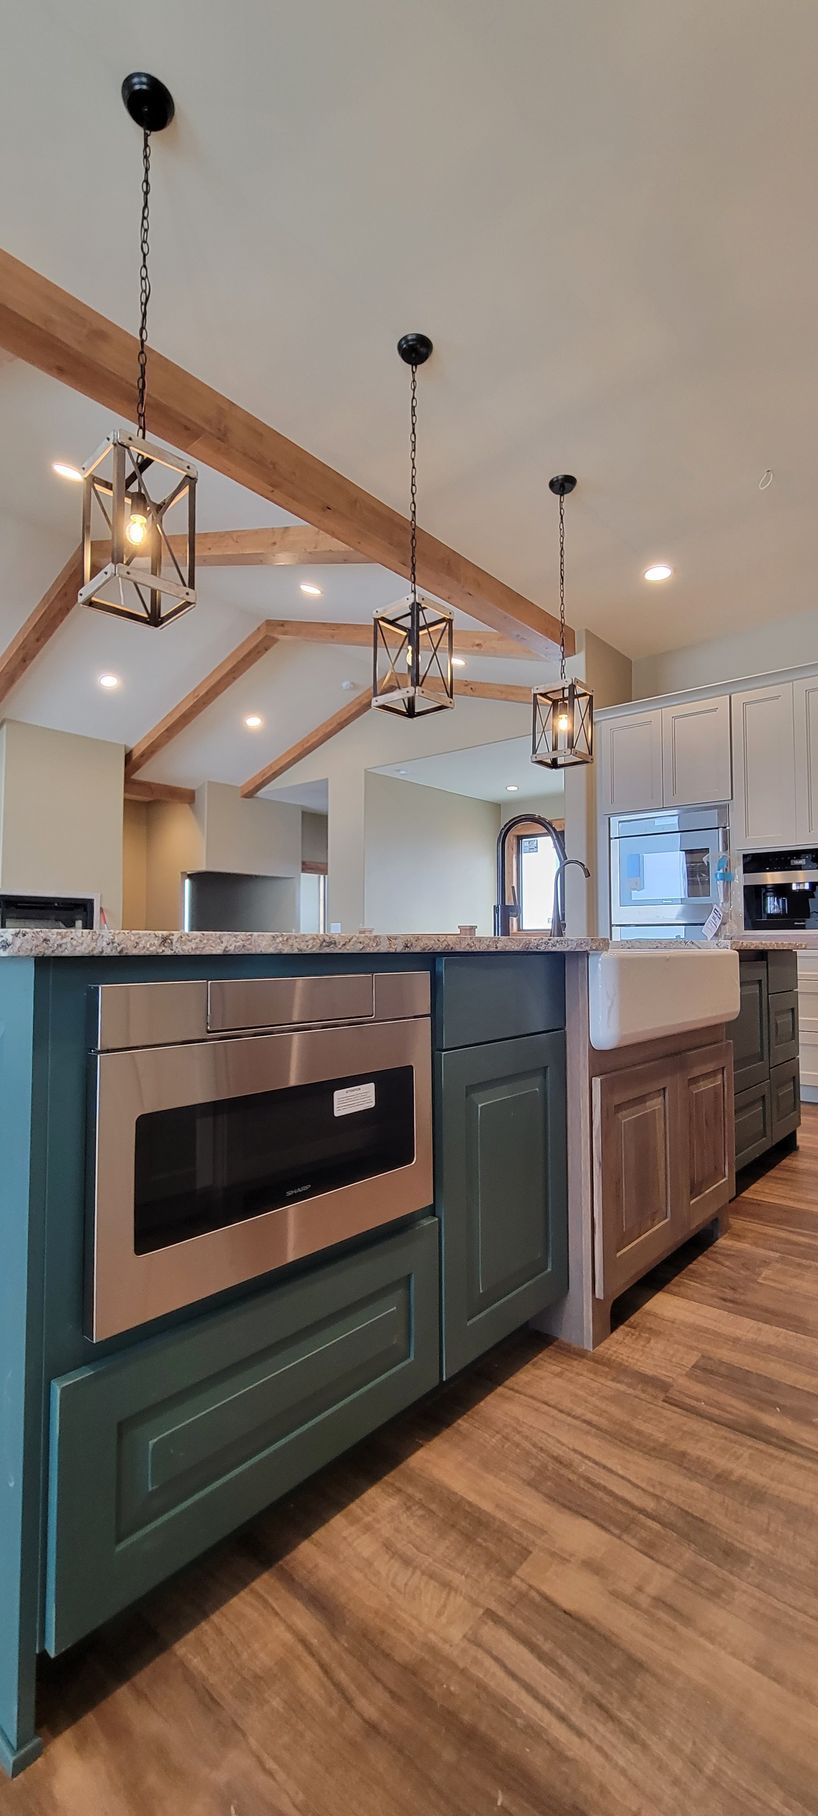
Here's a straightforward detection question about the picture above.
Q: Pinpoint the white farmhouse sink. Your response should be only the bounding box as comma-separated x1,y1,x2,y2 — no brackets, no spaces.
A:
588,948,740,1050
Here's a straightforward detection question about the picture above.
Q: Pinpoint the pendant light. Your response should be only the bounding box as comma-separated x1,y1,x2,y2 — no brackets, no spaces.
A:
531,475,593,768
372,334,454,716
78,73,197,628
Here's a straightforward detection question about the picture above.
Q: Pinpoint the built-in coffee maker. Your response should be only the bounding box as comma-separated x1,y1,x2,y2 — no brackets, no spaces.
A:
743,850,818,931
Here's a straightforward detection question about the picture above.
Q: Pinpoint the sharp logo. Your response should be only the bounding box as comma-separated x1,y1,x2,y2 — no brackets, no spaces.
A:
285,1183,311,1199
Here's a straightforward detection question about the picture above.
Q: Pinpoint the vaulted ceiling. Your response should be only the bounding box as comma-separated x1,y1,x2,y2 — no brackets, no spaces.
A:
1,0,816,794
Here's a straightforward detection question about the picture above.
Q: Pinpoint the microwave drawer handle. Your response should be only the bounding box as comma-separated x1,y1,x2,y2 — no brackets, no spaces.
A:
207,974,375,1032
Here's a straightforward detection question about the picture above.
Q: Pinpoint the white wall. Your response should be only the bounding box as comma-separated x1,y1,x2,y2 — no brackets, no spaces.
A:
196,781,301,878
0,719,125,924
301,810,328,866
564,630,633,935
499,788,565,827
634,604,818,698
364,772,499,934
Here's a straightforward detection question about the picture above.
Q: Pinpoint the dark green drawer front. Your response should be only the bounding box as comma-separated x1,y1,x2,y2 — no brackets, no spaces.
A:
734,1079,773,1170
767,950,798,994
436,1032,567,1377
45,1219,439,1655
733,961,769,1092
769,990,799,1068
771,1058,800,1143
434,955,565,1050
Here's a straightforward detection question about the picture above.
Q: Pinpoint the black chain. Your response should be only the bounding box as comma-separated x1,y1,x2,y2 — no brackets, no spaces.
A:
558,488,566,681
136,128,152,439
409,362,418,604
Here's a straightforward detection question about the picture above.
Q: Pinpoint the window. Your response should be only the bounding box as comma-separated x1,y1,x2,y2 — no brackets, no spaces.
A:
518,833,560,932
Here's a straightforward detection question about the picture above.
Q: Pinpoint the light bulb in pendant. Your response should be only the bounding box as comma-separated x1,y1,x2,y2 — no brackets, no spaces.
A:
126,509,148,547
557,708,571,734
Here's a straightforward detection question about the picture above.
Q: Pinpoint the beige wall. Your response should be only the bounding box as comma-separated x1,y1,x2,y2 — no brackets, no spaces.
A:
197,781,301,878
0,719,125,924
364,773,499,934
564,630,633,935
122,799,148,929
301,810,328,866
144,801,204,930
633,604,818,698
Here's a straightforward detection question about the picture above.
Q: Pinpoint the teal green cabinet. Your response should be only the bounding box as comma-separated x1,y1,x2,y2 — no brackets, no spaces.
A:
436,1033,567,1376
45,1218,439,1655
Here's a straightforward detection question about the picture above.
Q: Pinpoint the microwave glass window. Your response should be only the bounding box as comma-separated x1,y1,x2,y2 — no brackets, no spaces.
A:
133,1065,415,1254
619,841,716,907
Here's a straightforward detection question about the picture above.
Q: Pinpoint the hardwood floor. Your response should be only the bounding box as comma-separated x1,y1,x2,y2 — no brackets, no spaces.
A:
6,1111,818,1815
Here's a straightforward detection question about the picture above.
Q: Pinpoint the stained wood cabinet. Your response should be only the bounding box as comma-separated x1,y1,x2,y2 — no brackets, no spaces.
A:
436,1032,567,1376
593,1041,733,1301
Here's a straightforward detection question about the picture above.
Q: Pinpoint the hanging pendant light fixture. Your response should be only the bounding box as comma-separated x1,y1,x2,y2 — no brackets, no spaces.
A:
78,73,197,628
531,474,593,768
372,334,454,716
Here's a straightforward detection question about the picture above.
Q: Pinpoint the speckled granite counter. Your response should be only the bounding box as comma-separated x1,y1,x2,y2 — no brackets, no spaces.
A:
0,929,610,959
1,929,809,959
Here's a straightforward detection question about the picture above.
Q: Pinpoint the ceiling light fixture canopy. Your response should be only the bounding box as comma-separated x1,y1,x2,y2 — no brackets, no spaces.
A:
372,333,454,717
531,475,593,769
78,72,197,629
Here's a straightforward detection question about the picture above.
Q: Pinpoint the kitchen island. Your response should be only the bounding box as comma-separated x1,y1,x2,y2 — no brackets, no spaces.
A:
0,929,750,1774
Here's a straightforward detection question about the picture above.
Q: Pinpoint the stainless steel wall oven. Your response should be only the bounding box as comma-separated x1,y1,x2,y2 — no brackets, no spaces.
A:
87,972,433,1341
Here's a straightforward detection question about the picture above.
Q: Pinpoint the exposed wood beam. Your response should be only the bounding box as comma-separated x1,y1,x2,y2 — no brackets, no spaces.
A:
0,546,82,706
266,620,538,661
0,250,572,661
124,778,196,805
241,691,373,797
92,526,370,572
436,678,531,704
125,622,279,780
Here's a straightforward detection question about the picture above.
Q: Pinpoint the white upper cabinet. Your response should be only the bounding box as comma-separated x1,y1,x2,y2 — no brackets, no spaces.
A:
794,675,818,842
599,710,663,815
731,681,797,847
661,694,732,808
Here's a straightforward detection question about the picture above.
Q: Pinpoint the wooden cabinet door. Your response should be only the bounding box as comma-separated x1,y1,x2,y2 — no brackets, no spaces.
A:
733,958,769,1091
592,1055,685,1300
794,675,818,840
599,710,663,815
661,694,732,808
681,1041,734,1229
731,682,797,846
436,1033,567,1377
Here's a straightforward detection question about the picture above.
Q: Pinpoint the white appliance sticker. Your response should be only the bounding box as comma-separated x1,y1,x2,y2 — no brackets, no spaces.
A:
702,904,724,940
333,1082,376,1117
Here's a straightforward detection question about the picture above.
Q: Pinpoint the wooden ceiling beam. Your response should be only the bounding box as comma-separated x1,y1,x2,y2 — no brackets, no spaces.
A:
92,526,370,571
125,622,279,780
266,619,538,660
241,690,373,797
0,249,572,661
0,545,82,706
124,778,196,805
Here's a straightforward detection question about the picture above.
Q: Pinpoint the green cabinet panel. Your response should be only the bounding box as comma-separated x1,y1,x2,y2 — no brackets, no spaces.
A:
769,990,799,1068
733,960,769,1092
436,1033,567,1377
433,955,565,1050
771,1057,800,1143
45,1218,439,1655
766,950,798,994
734,1079,773,1169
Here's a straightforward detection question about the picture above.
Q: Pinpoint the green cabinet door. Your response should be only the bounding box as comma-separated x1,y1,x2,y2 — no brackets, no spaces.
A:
436,1033,567,1377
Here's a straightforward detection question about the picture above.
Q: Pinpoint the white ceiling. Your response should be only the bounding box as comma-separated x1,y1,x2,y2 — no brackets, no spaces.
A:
1,0,817,789
374,736,566,805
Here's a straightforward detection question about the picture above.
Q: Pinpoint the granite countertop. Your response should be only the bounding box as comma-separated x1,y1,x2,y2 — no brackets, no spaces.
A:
0,929,812,960
0,929,610,959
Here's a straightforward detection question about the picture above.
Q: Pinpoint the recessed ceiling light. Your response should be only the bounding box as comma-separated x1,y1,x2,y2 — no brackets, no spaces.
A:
452,656,466,668
340,679,359,691
244,713,264,729
643,563,673,583
506,783,519,793
53,460,83,482
98,672,121,690
397,768,408,776
300,582,322,598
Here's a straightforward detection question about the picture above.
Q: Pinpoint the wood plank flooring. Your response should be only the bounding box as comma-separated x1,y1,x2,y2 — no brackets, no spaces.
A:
6,1111,818,1815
